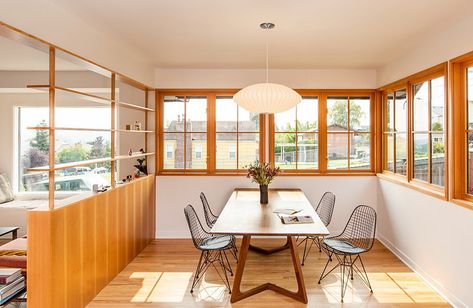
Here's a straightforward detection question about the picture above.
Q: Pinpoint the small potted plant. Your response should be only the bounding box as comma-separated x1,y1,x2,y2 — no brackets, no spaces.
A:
246,161,281,204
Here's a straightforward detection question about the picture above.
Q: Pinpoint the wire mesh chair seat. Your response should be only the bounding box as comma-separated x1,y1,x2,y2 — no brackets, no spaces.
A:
299,192,336,265
184,204,234,294
200,192,238,261
318,205,377,302
322,238,366,255
199,235,233,250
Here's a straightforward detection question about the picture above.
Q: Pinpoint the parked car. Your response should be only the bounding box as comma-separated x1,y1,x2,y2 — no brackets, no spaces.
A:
63,166,92,176
30,174,109,192
92,167,108,174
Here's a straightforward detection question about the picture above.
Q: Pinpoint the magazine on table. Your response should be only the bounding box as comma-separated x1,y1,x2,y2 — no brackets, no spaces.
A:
279,214,314,224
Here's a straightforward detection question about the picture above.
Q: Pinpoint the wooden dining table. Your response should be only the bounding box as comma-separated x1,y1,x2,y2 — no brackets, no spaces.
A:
211,188,330,303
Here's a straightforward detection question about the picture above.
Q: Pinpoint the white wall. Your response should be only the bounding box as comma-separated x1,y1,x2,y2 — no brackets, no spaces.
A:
157,176,377,238
155,68,377,89
377,12,473,86
377,178,473,307
0,0,154,85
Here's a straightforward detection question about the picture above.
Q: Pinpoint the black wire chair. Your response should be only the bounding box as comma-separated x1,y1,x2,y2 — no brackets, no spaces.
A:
318,205,377,302
299,192,336,265
184,204,234,294
200,192,238,261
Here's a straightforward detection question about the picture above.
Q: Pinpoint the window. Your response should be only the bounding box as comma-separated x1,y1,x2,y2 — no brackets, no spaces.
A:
163,96,207,170
327,96,371,170
194,144,203,160
228,144,236,160
467,67,473,194
274,96,318,170
412,77,445,187
166,144,173,159
17,107,112,193
383,89,407,175
215,96,260,170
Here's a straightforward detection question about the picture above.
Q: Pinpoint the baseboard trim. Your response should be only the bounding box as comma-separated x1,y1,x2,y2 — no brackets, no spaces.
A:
377,234,466,308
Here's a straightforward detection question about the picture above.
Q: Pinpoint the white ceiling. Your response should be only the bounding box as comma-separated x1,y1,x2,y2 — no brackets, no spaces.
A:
0,36,84,71
10,0,473,70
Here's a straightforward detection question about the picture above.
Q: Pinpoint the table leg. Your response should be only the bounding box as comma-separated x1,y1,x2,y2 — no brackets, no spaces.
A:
12,230,17,240
249,238,290,255
230,235,308,304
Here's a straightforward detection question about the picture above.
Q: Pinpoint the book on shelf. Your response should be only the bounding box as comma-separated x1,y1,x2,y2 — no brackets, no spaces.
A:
0,276,26,305
280,215,314,224
0,268,21,285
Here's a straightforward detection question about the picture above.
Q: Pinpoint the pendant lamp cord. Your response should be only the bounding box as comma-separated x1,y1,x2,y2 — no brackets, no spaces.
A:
266,40,269,83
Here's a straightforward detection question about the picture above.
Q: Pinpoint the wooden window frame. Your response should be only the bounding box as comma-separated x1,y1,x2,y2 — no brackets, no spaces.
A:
157,90,265,175
269,90,376,175
450,52,473,208
379,63,448,200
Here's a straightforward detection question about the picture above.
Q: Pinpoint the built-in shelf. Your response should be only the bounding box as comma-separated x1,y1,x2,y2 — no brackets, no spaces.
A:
27,126,155,133
27,85,155,112
26,152,156,172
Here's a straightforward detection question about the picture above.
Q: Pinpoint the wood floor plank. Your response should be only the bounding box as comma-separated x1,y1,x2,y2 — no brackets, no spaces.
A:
88,239,450,307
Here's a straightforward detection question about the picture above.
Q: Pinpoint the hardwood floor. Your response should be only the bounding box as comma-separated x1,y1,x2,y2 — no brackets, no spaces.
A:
89,239,449,307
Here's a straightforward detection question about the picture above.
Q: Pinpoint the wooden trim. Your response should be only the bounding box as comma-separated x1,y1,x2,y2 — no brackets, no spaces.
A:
110,73,116,188
48,47,55,210
378,63,446,92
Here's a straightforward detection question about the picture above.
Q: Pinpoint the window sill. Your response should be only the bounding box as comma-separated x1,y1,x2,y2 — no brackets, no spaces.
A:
377,173,447,201
157,171,376,176
451,199,473,211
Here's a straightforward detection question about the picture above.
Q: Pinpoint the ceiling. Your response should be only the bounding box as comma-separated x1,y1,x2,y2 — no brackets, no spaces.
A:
0,36,84,71
14,0,473,70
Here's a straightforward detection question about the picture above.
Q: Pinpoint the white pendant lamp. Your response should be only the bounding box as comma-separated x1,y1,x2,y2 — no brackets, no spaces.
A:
234,22,301,114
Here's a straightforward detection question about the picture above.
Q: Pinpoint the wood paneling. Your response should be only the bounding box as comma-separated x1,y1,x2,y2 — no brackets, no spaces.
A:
27,175,156,308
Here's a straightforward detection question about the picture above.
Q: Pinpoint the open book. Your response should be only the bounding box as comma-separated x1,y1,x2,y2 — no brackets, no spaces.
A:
280,215,314,224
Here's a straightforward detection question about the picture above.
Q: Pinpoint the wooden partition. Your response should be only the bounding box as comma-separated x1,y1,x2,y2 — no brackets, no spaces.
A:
27,175,156,307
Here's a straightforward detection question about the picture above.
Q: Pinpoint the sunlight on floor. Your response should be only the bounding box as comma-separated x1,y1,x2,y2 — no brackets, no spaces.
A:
129,272,192,303
320,272,447,304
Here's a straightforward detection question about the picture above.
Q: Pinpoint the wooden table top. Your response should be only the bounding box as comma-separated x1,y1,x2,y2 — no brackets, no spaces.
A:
211,188,330,236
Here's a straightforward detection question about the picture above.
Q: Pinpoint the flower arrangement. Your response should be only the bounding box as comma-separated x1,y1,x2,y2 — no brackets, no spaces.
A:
246,161,281,185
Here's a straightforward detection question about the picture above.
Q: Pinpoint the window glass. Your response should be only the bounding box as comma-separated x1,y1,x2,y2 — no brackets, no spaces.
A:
216,96,260,169
238,133,259,168
395,90,407,132
297,97,318,132
386,134,394,172
395,133,407,175
275,133,296,169
413,82,429,131
351,134,370,169
275,107,296,132
432,133,445,187
297,133,318,169
186,96,207,132
327,97,348,131
187,133,206,169
468,132,473,194
163,96,184,132
163,133,183,169
327,134,348,169
431,77,445,131
386,93,394,132
350,97,370,132
413,134,429,182
216,134,237,169
468,68,473,129
18,107,112,192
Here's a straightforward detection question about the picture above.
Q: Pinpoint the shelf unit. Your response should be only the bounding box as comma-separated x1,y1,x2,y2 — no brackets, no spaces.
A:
23,48,155,210
27,85,155,112
26,152,156,172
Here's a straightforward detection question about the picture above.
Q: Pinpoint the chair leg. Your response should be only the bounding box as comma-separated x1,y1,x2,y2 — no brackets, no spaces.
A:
190,251,206,293
301,237,314,266
318,250,337,284
340,255,351,303
218,251,232,293
222,250,233,276
352,254,373,293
